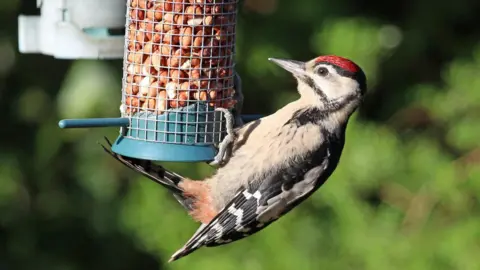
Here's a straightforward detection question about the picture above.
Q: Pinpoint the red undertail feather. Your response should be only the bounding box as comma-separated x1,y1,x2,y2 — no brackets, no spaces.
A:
178,180,217,224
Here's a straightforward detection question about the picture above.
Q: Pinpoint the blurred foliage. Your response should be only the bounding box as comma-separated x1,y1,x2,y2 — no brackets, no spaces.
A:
1,0,480,269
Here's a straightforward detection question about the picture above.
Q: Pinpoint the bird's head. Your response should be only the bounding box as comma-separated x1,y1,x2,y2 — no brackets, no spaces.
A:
269,55,367,111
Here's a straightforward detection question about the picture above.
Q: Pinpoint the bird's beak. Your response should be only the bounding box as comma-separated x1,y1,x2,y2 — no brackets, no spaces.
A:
268,58,307,77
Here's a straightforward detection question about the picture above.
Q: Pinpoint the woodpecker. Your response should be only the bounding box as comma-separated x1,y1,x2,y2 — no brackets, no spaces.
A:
101,55,367,262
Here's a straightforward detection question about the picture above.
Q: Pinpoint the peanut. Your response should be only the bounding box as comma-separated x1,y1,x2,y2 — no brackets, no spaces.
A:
147,99,156,110
217,67,230,78
158,70,169,85
175,14,187,25
180,59,192,70
193,90,208,101
130,9,144,20
190,56,201,66
137,0,150,9
148,81,161,97
163,13,176,23
208,90,217,100
133,52,144,64
163,29,180,44
134,75,143,84
187,18,203,26
215,29,227,42
203,16,214,26
171,70,187,82
189,68,201,79
185,6,203,19
125,84,140,95
143,56,156,76
167,48,190,67
160,44,172,56
212,5,222,15
160,2,173,12
194,79,209,89
126,96,140,107
126,74,134,83
127,64,142,75
165,82,179,98
139,76,154,96
129,42,142,51
193,30,204,47
180,81,198,91
151,51,165,70
144,22,154,40
173,0,184,13
152,33,162,43
146,6,162,21
180,27,193,48
170,91,189,108
156,90,167,113
141,100,148,110
155,22,172,32
142,42,155,54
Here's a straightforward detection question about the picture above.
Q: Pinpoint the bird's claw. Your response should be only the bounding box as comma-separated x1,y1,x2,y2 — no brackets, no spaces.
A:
210,107,236,167
209,72,243,167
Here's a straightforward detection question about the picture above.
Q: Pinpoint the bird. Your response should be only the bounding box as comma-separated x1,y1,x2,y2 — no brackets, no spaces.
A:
100,55,367,262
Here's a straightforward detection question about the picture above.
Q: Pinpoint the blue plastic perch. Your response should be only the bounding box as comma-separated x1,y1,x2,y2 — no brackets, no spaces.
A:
58,118,130,128
58,115,262,129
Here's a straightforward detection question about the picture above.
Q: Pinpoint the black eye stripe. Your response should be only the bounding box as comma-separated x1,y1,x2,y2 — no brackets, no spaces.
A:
303,76,328,101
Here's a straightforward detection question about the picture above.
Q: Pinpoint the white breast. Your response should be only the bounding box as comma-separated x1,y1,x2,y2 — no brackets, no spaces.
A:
207,100,325,209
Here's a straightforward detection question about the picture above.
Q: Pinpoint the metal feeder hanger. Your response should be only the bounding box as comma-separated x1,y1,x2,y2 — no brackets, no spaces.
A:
19,0,261,163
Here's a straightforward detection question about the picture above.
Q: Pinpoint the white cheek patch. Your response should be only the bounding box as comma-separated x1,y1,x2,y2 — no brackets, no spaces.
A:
313,68,359,101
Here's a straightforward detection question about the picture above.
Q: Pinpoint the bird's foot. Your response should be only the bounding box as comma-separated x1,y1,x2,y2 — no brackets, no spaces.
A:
209,108,236,167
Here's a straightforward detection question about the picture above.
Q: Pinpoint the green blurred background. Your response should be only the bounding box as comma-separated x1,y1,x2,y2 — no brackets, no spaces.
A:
1,0,480,269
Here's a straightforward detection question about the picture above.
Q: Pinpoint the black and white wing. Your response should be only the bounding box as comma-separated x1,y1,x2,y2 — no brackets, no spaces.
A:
169,143,340,262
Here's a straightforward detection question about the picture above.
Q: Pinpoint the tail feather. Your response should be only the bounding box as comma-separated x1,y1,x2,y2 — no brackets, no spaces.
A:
168,224,208,262
99,137,193,211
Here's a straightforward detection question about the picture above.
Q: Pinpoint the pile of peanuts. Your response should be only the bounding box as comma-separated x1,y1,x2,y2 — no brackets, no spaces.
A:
124,0,237,115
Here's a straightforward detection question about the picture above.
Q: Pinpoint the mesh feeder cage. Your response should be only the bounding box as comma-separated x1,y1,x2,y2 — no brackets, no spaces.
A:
58,0,262,163
117,0,239,162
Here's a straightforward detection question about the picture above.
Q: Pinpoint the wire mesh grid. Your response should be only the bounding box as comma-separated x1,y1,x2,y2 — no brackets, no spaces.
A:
121,0,238,145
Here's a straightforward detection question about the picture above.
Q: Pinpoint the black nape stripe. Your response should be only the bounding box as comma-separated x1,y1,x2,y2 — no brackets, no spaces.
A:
284,107,327,127
326,94,359,112
283,94,359,127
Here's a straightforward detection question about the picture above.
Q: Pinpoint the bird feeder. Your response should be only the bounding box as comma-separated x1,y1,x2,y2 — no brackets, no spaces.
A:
112,0,241,162
17,0,262,163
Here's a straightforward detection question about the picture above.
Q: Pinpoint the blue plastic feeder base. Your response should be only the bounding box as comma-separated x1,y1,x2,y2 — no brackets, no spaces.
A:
111,136,217,162
111,103,221,162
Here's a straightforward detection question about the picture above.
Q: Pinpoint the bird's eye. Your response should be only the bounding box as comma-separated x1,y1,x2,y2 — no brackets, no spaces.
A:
317,67,329,76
